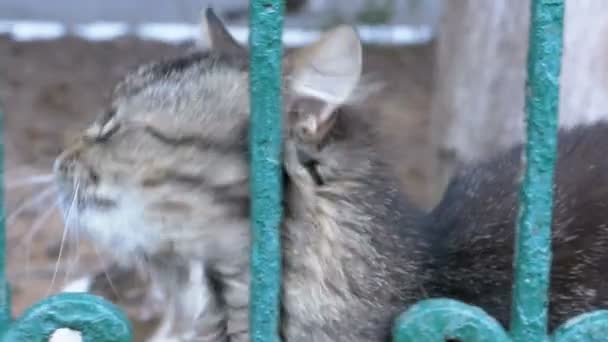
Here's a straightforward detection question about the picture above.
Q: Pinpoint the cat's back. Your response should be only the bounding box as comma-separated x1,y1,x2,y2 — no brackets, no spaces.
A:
425,121,608,329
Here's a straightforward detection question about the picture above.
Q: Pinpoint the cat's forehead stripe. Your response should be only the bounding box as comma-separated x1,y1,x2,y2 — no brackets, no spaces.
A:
115,51,248,100
110,50,251,153
142,125,247,155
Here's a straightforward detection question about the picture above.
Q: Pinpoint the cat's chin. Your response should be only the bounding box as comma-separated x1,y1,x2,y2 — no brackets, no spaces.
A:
81,230,149,266
55,215,156,269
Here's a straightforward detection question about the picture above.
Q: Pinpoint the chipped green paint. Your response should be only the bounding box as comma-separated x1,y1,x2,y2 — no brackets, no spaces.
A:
393,299,511,342
249,1,285,342
0,104,10,335
552,311,608,342
510,0,564,340
394,301,608,342
3,293,132,342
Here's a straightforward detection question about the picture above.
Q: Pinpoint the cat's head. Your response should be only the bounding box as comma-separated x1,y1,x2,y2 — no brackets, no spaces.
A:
53,9,365,262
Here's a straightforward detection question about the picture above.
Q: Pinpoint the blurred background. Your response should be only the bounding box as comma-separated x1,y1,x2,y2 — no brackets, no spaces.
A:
2,1,608,340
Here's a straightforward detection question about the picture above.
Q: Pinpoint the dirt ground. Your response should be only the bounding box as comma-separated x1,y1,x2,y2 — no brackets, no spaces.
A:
0,35,435,340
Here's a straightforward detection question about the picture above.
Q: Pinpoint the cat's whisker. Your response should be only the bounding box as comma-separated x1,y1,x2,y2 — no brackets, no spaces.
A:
133,254,151,282
18,200,58,247
63,244,81,288
48,220,71,296
64,218,83,286
91,243,121,300
7,186,56,225
48,181,79,296
6,174,55,190
19,202,58,278
4,165,48,177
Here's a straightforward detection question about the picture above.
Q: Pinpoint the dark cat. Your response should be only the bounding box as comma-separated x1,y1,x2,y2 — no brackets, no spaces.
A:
425,121,608,330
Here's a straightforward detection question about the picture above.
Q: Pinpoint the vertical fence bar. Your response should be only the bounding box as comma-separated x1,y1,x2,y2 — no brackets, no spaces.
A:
0,103,10,334
510,0,564,341
249,1,285,342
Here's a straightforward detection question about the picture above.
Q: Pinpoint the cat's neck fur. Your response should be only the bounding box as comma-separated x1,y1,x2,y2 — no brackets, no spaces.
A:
280,107,428,341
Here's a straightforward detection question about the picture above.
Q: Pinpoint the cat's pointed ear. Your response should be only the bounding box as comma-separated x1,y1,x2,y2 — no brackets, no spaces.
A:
286,26,362,142
202,8,245,55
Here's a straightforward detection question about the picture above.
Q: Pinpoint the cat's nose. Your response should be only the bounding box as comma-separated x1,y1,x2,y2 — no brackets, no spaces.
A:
54,144,80,175
53,157,65,175
54,156,99,186
54,144,99,182
54,154,74,177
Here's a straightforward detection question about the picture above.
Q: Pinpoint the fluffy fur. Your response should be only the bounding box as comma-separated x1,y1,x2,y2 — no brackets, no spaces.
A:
425,121,608,330
54,9,608,342
54,10,427,341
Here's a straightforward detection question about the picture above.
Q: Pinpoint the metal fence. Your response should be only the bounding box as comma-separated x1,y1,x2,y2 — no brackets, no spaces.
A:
394,1,608,340
1,0,608,341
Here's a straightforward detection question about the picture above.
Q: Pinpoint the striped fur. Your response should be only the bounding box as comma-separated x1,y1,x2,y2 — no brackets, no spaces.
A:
54,9,608,342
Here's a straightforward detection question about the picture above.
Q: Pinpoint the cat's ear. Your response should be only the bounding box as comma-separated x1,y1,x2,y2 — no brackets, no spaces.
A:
202,8,245,55
286,26,362,142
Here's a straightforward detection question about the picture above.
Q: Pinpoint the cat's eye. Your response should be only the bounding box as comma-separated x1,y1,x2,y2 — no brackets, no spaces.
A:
303,159,324,186
296,148,324,186
84,116,120,142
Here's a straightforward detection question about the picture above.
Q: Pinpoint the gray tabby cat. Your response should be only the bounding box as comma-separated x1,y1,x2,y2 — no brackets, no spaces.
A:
54,9,425,341
54,7,608,342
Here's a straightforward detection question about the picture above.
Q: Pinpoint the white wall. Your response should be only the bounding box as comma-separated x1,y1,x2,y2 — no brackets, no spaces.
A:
0,0,441,28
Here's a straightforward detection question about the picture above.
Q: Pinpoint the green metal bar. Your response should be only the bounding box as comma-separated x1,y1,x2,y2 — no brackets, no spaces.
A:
510,1,564,341
249,1,285,342
394,0,571,341
0,104,10,333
